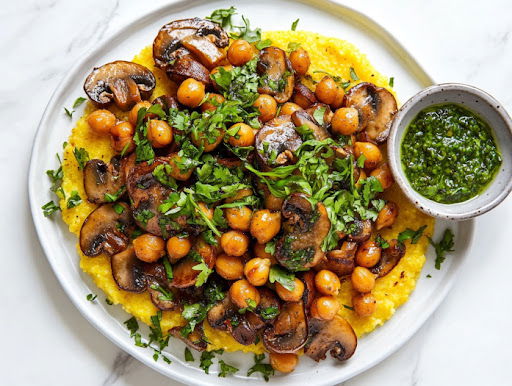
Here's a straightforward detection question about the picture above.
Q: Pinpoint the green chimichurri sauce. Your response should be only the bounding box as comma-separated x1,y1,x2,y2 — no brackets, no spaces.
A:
401,103,502,204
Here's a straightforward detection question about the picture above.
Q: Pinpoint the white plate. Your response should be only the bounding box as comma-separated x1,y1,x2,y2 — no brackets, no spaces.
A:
28,0,474,385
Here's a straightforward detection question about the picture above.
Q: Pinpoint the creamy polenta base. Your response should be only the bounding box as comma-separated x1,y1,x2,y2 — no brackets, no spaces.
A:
60,30,434,353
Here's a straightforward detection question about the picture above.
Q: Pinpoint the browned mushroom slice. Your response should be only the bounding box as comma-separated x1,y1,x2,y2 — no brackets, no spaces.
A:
80,202,132,256
167,54,212,85
316,241,358,276
143,262,178,310
181,34,226,69
152,95,179,111
291,109,330,140
111,246,146,292
153,18,229,70
305,315,357,362
83,157,125,204
246,287,281,330
231,317,258,346
263,301,308,354
170,242,216,288
306,103,334,127
275,194,331,271
292,82,316,108
370,239,405,277
299,271,316,311
169,324,208,352
84,61,156,111
344,82,397,143
347,219,372,243
207,296,236,330
255,115,302,170
257,47,295,103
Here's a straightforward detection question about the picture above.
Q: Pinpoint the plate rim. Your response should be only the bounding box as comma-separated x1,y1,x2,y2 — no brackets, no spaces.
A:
27,0,475,384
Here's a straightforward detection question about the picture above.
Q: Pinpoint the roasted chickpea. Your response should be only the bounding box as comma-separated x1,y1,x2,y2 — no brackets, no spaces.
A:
166,236,191,262
215,253,244,280
356,240,382,268
110,121,134,137
269,352,298,373
147,119,173,148
191,129,225,152
133,234,165,263
110,121,135,153
201,93,225,112
220,230,249,256
275,278,304,302
331,87,345,109
244,257,271,286
311,296,340,320
250,209,281,244
228,123,255,147
375,201,399,230
128,101,152,126
210,64,233,78
197,202,214,220
224,188,253,203
331,107,359,136
289,47,310,76
87,109,116,135
225,206,252,231
314,270,341,296
315,76,339,105
177,78,205,108
280,102,302,116
352,292,377,317
227,39,256,66
351,266,376,293
264,193,284,211
229,279,261,308
253,94,277,122
370,163,394,190
167,153,195,181
253,242,273,260
353,141,383,170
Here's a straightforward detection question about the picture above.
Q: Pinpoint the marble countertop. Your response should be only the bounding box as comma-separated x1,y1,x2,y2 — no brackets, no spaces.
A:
2,0,511,385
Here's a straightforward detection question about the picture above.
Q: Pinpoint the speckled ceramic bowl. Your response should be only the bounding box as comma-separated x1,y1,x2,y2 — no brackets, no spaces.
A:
387,83,512,220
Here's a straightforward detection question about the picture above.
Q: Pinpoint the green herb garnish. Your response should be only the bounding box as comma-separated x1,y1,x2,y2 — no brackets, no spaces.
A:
184,347,195,362
73,147,90,170
66,191,82,209
86,293,97,302
247,354,274,381
291,18,299,30
42,201,60,217
269,266,295,291
429,229,455,270
218,360,239,377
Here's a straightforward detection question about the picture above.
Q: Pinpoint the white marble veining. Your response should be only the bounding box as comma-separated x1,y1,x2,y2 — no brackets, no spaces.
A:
1,0,511,385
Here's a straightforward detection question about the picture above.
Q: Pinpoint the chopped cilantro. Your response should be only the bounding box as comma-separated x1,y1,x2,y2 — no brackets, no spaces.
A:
163,258,173,280
105,298,114,305
192,260,213,287
375,234,390,249
66,191,82,209
150,283,174,301
184,347,195,362
269,266,295,291
86,293,97,302
113,203,125,214
349,67,359,81
73,147,90,170
230,15,261,43
287,41,301,52
238,298,257,314
42,201,60,217
398,225,427,244
389,77,395,87
218,360,239,377
200,351,216,374
255,39,272,50
260,306,279,320
105,186,126,202
429,229,455,270
264,241,276,255
426,274,432,278
247,354,274,381
343,304,354,311
73,97,86,108
133,209,154,225
206,6,237,28
313,106,326,125
291,18,299,31
356,154,366,168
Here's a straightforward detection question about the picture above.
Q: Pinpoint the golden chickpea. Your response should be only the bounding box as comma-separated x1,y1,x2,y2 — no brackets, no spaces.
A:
269,352,298,373
166,236,191,261
253,94,277,123
331,87,345,109
228,123,255,147
133,234,165,263
224,188,253,204
352,292,377,317
191,129,225,152
311,296,340,320
167,153,194,181
370,163,394,190
275,278,304,302
110,121,135,154
201,93,225,112
229,279,261,309
315,76,339,105
353,141,383,170
264,193,284,211
314,270,341,296
227,39,256,66
110,121,134,137
351,266,376,293
331,107,359,136
244,257,271,286
225,206,252,231
111,134,135,154
87,109,116,135
220,230,249,256
177,78,205,108
253,242,273,260
289,48,310,76
375,201,399,230
147,119,173,148
250,210,281,244
356,240,382,268
215,253,244,280
128,101,152,126
280,102,302,116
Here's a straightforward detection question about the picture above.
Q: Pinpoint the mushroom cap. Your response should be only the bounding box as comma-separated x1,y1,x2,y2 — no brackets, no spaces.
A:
257,46,295,103
84,60,156,111
292,82,317,108
305,315,357,362
167,54,212,85
346,219,373,243
83,157,125,204
291,109,330,140
79,202,132,257
111,245,147,293
370,238,405,277
316,241,358,276
169,324,208,352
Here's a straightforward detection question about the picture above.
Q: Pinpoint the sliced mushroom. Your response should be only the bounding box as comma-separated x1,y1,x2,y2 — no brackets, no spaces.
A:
275,194,331,271
152,94,179,111
306,103,334,127
111,246,146,292
144,262,178,311
83,157,125,204
80,203,132,256
153,18,229,70
299,271,316,311
170,241,216,288
181,34,226,69
316,241,358,276
84,61,156,111
262,301,308,353
305,315,357,362
370,239,405,277
255,115,302,170
347,219,372,243
257,47,295,103
207,296,237,330
291,109,330,140
231,317,258,346
169,324,208,352
246,287,281,330
292,82,316,108
167,53,212,85
344,82,397,143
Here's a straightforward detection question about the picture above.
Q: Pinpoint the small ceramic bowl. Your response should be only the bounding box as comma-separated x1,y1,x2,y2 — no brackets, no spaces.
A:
387,83,512,220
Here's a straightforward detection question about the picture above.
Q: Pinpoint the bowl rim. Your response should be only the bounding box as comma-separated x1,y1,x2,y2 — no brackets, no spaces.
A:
387,82,512,220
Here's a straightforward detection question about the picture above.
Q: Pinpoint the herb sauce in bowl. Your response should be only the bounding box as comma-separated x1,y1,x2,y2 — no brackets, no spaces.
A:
401,103,502,204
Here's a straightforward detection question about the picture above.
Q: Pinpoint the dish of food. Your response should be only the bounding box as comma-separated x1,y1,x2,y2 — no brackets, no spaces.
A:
29,1,475,384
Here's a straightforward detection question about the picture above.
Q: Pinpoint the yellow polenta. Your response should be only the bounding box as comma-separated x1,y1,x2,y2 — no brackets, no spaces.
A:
60,31,434,352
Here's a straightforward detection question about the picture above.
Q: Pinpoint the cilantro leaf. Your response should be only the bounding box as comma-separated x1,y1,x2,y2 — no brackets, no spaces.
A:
255,39,272,50
389,77,395,87
313,106,326,125
200,351,216,374
247,354,274,381
230,15,261,43
349,67,359,81
260,306,279,320
291,18,299,31
86,293,97,302
218,360,239,377
206,6,237,28
73,147,90,170
184,347,194,362
73,97,86,108
429,229,455,270
375,234,390,249
66,191,82,209
398,225,427,244
42,201,60,217
192,260,213,287
269,266,295,291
